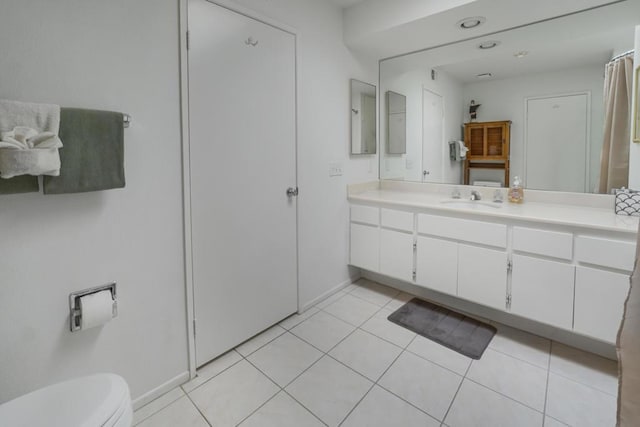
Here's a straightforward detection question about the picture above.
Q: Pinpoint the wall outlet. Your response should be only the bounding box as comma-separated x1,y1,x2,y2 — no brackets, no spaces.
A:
329,161,343,177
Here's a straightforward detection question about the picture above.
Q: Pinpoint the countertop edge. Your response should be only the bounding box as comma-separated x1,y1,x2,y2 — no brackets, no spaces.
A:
348,193,639,235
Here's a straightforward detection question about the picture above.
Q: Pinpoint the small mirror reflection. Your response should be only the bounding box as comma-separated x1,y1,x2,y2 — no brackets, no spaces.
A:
350,79,377,155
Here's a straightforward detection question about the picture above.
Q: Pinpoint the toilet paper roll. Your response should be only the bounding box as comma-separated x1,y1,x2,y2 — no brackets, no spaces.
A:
79,290,114,330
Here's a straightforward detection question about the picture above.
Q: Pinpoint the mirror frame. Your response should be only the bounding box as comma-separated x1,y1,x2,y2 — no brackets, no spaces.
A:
634,66,640,143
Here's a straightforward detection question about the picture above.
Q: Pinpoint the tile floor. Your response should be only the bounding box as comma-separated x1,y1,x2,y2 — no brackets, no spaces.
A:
133,279,619,427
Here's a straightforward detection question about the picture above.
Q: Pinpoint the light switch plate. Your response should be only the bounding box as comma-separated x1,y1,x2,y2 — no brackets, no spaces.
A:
329,161,343,177
406,158,414,169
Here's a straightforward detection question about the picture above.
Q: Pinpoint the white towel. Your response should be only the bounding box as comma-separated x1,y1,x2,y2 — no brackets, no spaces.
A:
0,100,63,178
458,140,469,159
0,99,61,135
0,148,61,178
0,127,61,149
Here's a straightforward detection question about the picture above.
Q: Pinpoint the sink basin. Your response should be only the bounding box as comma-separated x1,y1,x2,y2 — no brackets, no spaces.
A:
440,199,502,209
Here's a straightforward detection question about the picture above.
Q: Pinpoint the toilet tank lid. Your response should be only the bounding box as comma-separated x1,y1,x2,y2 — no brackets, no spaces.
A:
0,373,131,427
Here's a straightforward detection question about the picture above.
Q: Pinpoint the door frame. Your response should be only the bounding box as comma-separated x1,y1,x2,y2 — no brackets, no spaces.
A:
179,0,299,378
523,91,591,192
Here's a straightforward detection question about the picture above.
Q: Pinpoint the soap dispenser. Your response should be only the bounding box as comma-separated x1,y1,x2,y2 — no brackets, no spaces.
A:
509,176,524,203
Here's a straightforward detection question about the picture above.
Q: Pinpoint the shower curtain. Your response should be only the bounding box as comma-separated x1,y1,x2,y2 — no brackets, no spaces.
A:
598,53,634,193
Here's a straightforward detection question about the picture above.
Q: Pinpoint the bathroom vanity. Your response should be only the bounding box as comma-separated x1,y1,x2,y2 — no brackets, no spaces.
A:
349,181,639,345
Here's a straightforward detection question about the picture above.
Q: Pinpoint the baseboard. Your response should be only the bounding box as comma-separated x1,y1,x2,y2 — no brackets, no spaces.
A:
132,371,190,410
362,271,617,360
300,274,362,312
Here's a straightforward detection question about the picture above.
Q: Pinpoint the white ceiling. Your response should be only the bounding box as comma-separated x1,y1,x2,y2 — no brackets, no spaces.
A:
345,0,624,60
381,1,638,84
329,0,366,8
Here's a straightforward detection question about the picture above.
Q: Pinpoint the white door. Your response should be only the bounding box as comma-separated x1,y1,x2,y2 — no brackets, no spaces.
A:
188,0,297,366
525,94,589,192
422,89,444,183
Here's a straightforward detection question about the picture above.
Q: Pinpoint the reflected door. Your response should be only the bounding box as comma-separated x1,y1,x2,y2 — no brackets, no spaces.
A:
526,94,589,192
422,89,443,182
188,0,298,366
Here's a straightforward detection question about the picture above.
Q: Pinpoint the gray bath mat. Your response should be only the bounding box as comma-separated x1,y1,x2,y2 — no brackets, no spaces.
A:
387,298,496,359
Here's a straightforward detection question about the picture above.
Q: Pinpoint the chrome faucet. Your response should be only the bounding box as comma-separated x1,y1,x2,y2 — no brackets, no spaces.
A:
470,190,482,201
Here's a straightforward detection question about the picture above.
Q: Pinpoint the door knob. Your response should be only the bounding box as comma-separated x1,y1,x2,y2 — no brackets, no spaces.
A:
286,187,299,197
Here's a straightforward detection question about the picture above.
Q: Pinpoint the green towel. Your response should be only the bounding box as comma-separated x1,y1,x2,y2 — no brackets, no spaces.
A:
0,175,39,194
43,108,125,194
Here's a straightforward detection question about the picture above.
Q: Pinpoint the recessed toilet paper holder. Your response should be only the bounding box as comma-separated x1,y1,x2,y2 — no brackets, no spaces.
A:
69,282,117,332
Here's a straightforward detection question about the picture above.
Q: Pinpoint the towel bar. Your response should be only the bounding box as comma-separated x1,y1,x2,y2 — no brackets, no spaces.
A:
123,114,131,128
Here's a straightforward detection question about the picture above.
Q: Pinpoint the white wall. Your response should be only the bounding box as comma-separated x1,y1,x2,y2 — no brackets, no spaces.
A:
0,0,188,404
0,0,377,404
463,65,605,191
380,66,464,182
629,26,640,188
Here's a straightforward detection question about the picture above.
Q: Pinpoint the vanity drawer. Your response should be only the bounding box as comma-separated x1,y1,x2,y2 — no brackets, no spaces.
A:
350,205,379,226
417,214,507,248
575,235,635,271
381,208,413,232
512,227,573,260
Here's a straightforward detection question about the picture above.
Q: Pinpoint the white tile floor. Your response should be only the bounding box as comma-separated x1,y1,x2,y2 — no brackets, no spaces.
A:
133,279,619,427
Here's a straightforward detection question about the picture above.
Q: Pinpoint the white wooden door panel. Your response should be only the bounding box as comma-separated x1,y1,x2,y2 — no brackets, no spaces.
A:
351,223,379,272
575,266,630,343
189,0,297,365
380,229,414,282
416,236,457,295
457,244,508,310
511,255,575,329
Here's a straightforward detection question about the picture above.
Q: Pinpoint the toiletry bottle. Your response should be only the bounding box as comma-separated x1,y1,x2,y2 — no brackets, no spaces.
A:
508,176,524,203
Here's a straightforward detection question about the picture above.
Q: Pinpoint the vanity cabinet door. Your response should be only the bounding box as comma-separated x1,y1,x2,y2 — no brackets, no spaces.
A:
416,236,457,295
458,244,508,310
350,223,379,272
574,266,630,343
380,229,414,282
510,255,575,329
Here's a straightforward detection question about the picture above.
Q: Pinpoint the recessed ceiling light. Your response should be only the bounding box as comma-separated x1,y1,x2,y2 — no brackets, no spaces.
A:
476,73,493,79
456,16,486,29
514,51,529,58
477,41,500,50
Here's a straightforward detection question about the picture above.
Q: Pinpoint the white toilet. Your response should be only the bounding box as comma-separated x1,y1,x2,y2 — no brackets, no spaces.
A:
0,373,132,427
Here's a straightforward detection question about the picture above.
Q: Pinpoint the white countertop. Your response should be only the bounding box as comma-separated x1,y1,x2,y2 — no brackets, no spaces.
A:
348,182,640,234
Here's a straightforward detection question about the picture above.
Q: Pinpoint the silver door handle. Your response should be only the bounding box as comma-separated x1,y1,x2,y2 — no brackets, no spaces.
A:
286,187,299,197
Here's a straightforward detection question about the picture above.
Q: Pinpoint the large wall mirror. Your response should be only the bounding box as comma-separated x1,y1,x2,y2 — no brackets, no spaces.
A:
379,0,639,193
351,79,377,155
